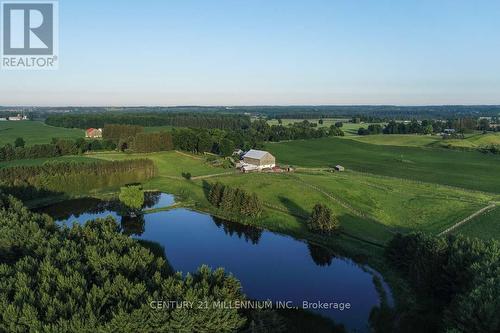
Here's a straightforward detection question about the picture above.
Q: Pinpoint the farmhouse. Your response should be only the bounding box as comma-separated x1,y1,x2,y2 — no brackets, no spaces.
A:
7,114,27,121
241,149,276,171
85,128,103,138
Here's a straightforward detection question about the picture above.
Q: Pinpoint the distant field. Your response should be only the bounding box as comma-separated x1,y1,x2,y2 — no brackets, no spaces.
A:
346,132,500,149
345,134,441,147
0,121,84,146
452,206,500,241
430,132,500,149
265,137,500,193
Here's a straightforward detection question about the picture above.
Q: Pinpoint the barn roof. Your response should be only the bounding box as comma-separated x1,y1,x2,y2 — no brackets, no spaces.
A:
243,149,271,160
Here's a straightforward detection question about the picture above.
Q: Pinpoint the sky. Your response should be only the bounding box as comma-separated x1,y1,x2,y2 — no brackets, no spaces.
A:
1,0,500,106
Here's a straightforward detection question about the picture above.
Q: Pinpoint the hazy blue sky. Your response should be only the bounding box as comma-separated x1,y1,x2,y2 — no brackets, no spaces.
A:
1,0,500,106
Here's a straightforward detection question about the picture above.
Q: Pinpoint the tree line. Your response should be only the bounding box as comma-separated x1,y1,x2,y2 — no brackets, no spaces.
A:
385,232,500,333
0,159,156,201
45,112,252,130
105,120,344,157
0,137,116,161
357,118,500,136
208,182,263,219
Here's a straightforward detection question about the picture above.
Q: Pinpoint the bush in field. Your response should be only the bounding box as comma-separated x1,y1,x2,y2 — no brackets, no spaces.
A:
14,137,25,148
307,204,339,234
329,126,345,137
0,194,247,332
119,185,145,211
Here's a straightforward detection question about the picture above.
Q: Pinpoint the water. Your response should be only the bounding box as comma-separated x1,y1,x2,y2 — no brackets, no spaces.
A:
36,194,392,332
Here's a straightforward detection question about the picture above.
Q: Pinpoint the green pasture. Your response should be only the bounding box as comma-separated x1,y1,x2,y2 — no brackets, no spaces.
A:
89,151,499,243
90,151,223,178
143,126,174,133
345,132,500,149
431,132,500,149
0,121,84,146
265,137,500,193
345,134,440,147
452,206,500,241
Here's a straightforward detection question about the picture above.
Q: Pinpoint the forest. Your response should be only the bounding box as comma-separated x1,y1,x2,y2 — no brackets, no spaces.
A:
385,233,500,333
8,105,500,122
0,193,247,332
0,193,346,333
45,112,252,130
100,120,343,156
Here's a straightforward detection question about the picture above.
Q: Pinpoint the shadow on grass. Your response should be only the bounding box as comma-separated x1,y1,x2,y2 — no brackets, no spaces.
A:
201,180,212,201
278,195,310,223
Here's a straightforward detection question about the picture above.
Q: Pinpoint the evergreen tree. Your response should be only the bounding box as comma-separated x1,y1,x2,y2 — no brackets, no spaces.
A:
14,137,25,148
0,194,248,332
307,204,339,234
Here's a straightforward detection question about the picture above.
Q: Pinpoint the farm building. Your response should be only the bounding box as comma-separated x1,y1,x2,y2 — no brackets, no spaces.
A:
241,149,276,171
7,114,27,121
232,149,244,158
85,128,103,138
335,165,345,172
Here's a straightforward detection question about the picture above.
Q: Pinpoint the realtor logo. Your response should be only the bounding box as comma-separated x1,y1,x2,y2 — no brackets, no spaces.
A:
1,0,58,70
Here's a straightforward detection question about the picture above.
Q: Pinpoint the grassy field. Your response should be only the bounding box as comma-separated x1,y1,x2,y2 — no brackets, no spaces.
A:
143,126,173,133
345,134,441,147
451,206,500,241
344,132,500,149
85,151,499,242
265,137,500,194
431,132,500,149
91,151,223,178
0,121,84,146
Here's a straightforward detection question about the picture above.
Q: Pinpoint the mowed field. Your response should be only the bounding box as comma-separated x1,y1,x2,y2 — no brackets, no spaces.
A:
452,206,500,241
344,132,500,149
265,137,500,194
0,121,84,146
345,134,441,147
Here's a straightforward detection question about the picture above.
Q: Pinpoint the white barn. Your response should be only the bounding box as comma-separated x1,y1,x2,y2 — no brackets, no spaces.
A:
241,149,276,171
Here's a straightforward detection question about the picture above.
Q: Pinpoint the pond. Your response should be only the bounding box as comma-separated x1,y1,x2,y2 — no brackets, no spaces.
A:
36,193,393,333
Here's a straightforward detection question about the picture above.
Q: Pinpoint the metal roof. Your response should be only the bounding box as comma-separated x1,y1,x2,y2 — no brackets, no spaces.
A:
243,149,271,160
